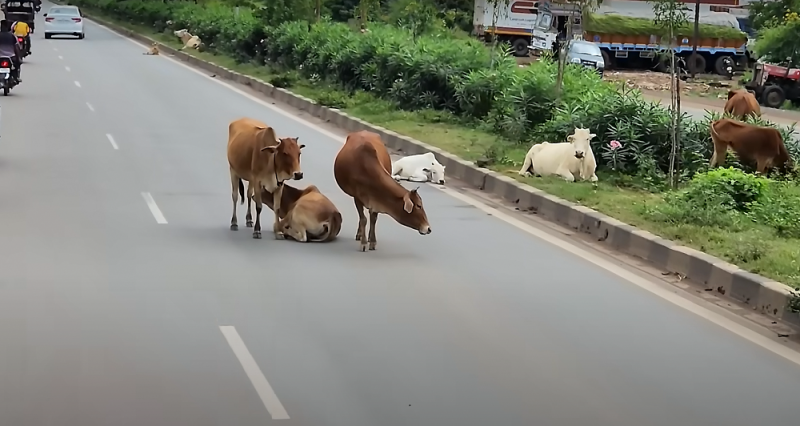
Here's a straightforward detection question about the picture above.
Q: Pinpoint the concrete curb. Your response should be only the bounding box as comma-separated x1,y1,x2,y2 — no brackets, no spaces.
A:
87,14,800,328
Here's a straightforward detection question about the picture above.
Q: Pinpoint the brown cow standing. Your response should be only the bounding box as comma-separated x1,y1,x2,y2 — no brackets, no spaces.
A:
709,118,793,174
227,117,305,239
724,89,761,120
333,130,432,252
260,184,342,242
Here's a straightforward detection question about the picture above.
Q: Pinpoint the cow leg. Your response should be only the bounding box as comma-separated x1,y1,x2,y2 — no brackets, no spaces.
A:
252,181,263,239
229,170,240,231
367,210,379,251
518,151,533,177
408,169,429,182
354,199,367,242
245,183,254,228
555,162,575,182
272,184,285,240
709,141,727,168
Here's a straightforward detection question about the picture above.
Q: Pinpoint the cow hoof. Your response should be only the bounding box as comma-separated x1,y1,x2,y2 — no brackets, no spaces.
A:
253,231,262,239
274,232,284,240
369,243,376,251
359,243,368,252
354,233,361,241
230,224,238,231
246,221,253,228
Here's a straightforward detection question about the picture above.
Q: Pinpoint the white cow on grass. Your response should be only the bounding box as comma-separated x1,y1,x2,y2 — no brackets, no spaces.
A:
391,152,446,184
518,128,598,182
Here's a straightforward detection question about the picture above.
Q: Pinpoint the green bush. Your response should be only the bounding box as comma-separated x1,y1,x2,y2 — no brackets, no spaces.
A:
70,0,800,182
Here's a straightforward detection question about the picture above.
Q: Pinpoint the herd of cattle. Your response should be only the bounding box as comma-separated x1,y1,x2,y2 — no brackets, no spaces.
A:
227,117,438,252
517,89,793,181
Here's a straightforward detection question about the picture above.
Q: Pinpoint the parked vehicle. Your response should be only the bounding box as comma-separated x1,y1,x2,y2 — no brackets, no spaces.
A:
563,39,604,76
3,0,36,34
473,0,558,57
745,59,800,109
43,5,85,39
0,56,20,96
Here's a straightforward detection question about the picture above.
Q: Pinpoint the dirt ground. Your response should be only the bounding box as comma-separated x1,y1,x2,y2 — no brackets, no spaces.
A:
602,70,744,100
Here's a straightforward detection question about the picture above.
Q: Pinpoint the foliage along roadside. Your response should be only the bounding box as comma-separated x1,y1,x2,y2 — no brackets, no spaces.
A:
68,0,800,288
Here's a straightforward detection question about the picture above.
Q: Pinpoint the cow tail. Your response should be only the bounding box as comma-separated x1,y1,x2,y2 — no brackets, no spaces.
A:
327,211,343,241
238,179,245,205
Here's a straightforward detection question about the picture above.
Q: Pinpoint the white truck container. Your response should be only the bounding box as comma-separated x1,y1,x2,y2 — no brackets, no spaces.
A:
473,0,558,57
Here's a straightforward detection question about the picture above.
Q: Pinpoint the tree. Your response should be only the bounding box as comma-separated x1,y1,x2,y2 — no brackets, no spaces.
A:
554,0,601,102
754,10,800,64
651,0,689,188
388,0,440,40
749,0,800,32
485,0,513,67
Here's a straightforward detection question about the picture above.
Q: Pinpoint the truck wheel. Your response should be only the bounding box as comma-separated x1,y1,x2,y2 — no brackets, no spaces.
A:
686,53,706,75
601,50,613,70
761,85,786,109
511,38,529,57
714,55,734,75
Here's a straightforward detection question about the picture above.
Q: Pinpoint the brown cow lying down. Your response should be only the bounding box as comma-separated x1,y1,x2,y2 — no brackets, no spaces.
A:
260,184,342,242
724,89,761,120
333,130,432,252
227,117,304,239
710,118,793,174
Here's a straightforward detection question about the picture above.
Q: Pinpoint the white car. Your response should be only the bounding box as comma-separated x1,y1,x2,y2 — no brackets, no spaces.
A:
43,5,85,39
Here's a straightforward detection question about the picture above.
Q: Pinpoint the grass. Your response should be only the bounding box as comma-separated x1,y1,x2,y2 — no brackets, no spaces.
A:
90,12,800,289
585,13,747,40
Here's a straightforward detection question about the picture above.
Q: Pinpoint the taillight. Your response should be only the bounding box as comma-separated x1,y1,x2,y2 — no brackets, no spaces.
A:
72,18,81,22
0,60,10,68
16,37,22,43
45,17,53,22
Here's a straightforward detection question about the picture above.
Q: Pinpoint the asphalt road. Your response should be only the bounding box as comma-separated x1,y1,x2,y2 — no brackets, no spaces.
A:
1,7,799,426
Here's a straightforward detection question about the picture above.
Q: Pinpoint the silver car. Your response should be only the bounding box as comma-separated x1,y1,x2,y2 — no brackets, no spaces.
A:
564,40,605,76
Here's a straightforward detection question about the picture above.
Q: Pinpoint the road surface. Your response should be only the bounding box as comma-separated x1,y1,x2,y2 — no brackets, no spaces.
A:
1,7,799,426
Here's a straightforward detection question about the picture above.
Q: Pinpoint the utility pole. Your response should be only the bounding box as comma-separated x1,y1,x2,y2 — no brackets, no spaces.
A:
316,0,321,22
691,0,700,78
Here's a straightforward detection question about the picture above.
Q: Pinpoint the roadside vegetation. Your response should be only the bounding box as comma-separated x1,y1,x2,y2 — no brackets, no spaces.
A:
67,0,800,289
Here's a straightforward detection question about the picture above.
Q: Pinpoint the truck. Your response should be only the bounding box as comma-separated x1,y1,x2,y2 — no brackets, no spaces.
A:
472,0,561,57
582,12,750,76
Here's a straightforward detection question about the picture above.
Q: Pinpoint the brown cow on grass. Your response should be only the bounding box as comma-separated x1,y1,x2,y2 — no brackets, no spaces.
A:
260,184,342,242
227,117,305,239
724,89,761,120
709,118,793,174
333,131,432,252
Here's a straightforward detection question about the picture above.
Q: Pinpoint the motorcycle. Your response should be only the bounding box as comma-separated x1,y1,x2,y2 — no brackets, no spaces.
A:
0,56,19,96
720,56,735,80
17,36,30,59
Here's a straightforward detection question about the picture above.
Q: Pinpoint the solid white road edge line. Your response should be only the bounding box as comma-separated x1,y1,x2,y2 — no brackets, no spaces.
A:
86,102,95,112
74,80,81,88
106,133,119,150
219,326,291,420
141,192,167,224
92,19,800,366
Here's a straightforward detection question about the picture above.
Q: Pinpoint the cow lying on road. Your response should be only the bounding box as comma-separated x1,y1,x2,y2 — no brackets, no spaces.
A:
260,184,342,242
334,130,432,252
709,118,792,174
227,117,305,239
518,128,598,182
724,89,761,120
391,152,446,184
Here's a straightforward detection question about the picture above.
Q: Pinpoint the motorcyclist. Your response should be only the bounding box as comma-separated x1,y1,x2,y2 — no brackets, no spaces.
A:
11,20,31,55
0,20,22,82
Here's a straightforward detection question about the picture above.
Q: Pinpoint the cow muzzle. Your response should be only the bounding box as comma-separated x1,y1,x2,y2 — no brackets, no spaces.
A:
293,171,304,180
419,224,432,235
574,151,585,159
437,179,445,185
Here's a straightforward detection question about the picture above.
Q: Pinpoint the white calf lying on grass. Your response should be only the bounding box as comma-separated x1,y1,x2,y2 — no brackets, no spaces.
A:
180,35,202,51
392,152,446,184
518,128,599,182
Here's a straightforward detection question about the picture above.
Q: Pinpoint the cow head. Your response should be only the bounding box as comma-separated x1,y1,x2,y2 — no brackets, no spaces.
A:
423,161,446,185
566,128,596,159
392,187,432,235
260,137,305,182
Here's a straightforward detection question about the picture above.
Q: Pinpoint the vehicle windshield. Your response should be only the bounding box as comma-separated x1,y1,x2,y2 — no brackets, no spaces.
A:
569,42,602,57
49,7,78,15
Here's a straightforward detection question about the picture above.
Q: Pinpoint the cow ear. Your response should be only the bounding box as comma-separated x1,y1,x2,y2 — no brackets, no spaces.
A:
260,145,278,153
299,144,306,150
566,135,574,142
589,133,596,139
255,125,267,130
422,168,431,173
402,193,414,213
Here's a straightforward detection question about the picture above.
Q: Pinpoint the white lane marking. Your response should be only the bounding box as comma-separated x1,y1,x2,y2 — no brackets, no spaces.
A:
65,66,70,72
53,47,58,51
86,102,95,112
220,326,290,420
74,81,81,88
140,192,167,224
93,18,800,366
58,55,63,60
106,133,119,150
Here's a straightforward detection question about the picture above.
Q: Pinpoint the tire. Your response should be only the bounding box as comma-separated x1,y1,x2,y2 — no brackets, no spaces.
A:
761,85,786,109
3,86,9,96
44,33,51,39
686,53,706,75
714,55,734,76
510,38,529,57
77,33,84,39
601,50,613,70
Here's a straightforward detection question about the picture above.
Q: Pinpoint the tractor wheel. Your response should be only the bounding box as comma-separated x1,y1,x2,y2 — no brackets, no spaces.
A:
761,85,786,109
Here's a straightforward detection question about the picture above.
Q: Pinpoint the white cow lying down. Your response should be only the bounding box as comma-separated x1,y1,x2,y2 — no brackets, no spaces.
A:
518,128,598,182
392,152,446,184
